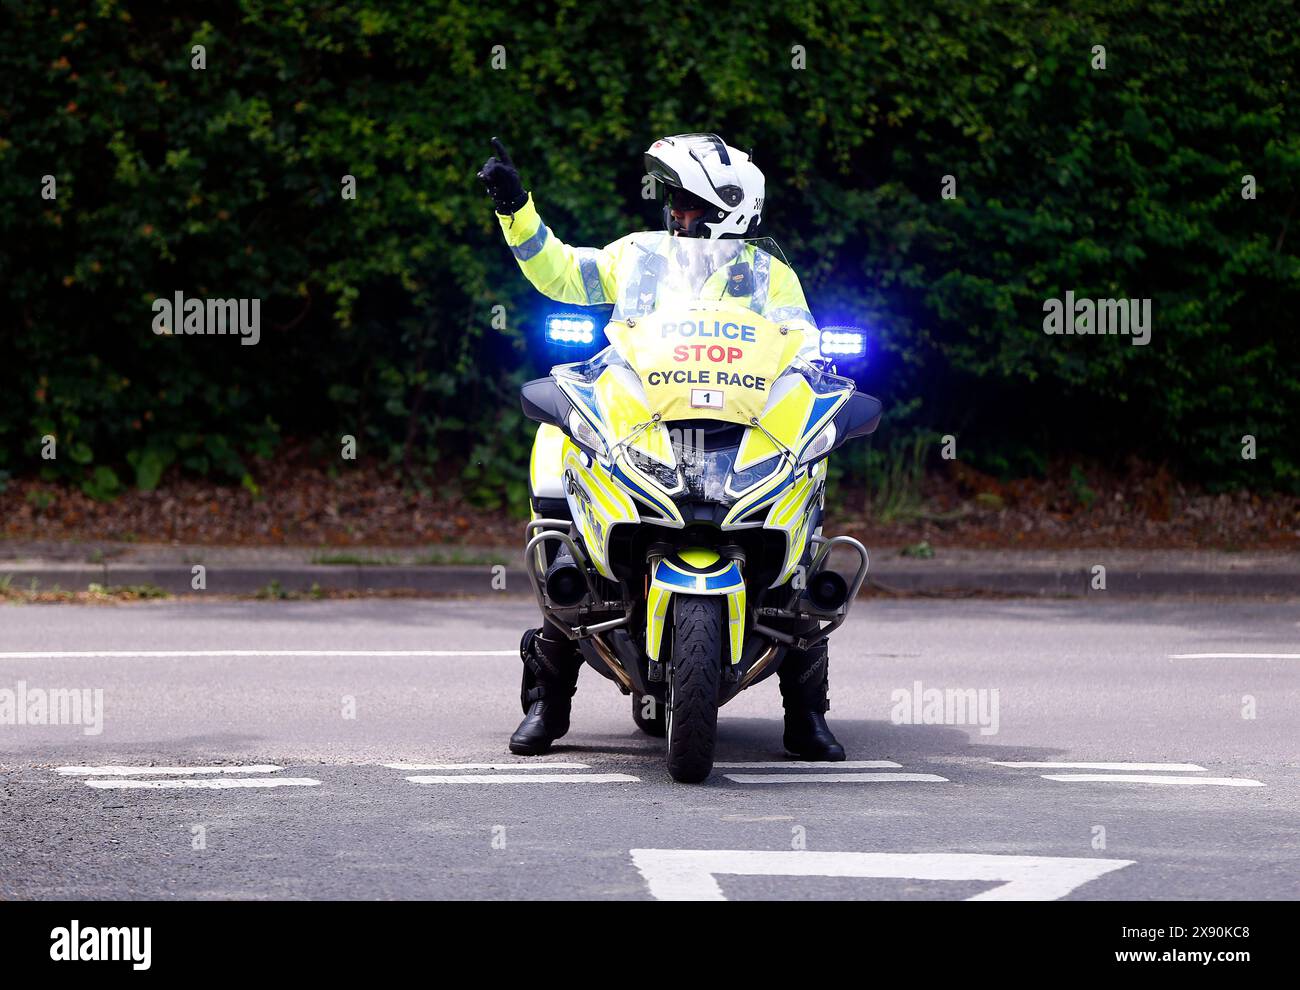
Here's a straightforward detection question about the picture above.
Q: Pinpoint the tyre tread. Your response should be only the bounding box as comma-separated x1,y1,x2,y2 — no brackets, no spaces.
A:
666,596,724,783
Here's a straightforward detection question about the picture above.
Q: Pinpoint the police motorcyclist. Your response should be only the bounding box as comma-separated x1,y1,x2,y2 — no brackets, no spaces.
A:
478,133,846,762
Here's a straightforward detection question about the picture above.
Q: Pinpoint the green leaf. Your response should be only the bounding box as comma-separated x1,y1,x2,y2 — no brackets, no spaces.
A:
133,449,167,491
81,465,122,502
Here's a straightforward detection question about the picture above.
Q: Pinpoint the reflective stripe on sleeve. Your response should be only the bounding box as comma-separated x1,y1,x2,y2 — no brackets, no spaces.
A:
576,247,607,304
511,225,550,261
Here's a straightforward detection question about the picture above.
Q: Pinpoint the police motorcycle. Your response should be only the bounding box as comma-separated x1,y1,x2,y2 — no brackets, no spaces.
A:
520,235,882,782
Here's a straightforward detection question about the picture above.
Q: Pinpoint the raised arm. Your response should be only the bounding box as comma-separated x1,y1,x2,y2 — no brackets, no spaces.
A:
478,138,617,307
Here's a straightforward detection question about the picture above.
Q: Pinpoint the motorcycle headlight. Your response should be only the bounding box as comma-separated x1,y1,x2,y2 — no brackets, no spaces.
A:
626,446,684,494
567,409,607,458
645,458,685,494
798,422,837,466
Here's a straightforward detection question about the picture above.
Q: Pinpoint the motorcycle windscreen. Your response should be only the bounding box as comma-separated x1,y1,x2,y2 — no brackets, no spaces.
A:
605,300,802,426
608,233,790,324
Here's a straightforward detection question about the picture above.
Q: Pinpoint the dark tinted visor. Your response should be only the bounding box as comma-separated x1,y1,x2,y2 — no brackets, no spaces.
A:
664,185,710,212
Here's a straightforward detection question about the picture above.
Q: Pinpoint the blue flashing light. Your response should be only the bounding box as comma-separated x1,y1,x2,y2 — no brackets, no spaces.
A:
819,327,868,359
545,313,596,346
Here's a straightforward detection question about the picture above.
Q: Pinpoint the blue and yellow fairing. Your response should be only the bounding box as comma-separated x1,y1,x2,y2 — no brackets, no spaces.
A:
645,548,747,666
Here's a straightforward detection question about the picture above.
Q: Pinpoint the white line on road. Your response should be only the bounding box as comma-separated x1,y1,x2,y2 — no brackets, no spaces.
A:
724,773,948,784
383,762,591,770
405,773,639,785
1041,774,1264,787
629,850,1135,901
992,762,1207,772
0,650,515,659
58,765,282,776
84,778,321,790
1169,653,1300,660
714,761,902,769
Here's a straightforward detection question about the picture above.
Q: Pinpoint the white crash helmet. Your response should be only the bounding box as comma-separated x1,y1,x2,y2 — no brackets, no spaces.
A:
644,133,765,239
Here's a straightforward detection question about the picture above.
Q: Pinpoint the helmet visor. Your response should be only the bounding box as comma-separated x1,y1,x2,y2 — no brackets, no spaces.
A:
664,185,711,212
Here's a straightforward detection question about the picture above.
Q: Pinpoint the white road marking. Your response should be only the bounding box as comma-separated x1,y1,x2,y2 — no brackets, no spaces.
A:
992,762,1207,772
724,773,948,784
1169,653,1300,660
58,765,283,776
383,762,591,771
84,778,321,790
405,773,639,785
714,761,902,769
0,650,514,659
629,849,1134,901
1042,774,1264,787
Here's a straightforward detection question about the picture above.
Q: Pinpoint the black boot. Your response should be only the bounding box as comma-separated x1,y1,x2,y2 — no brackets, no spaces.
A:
509,625,581,756
778,640,846,761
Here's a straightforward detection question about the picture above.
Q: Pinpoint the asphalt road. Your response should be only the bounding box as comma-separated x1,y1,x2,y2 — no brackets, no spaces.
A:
1,597,1297,900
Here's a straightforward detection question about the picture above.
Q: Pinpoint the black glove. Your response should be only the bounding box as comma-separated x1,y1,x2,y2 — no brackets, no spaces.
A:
477,137,528,215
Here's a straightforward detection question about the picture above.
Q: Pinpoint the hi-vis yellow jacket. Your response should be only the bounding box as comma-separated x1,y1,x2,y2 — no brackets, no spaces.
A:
496,195,821,354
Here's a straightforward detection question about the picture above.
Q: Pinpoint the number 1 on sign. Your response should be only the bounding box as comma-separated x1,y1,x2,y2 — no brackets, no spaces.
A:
691,389,724,410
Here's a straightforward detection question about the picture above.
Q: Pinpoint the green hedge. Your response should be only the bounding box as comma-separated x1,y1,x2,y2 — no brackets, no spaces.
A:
1,0,1296,503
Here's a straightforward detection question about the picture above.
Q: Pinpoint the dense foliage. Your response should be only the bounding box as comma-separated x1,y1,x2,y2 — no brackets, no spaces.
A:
2,0,1296,505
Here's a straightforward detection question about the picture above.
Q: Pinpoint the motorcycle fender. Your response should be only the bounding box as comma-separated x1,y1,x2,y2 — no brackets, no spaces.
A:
646,549,746,666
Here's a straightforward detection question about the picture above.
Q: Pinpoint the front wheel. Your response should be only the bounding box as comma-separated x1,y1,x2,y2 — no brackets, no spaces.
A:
665,596,724,783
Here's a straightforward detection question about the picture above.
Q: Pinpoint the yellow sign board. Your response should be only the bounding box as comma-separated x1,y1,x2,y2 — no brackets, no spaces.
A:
604,302,802,426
